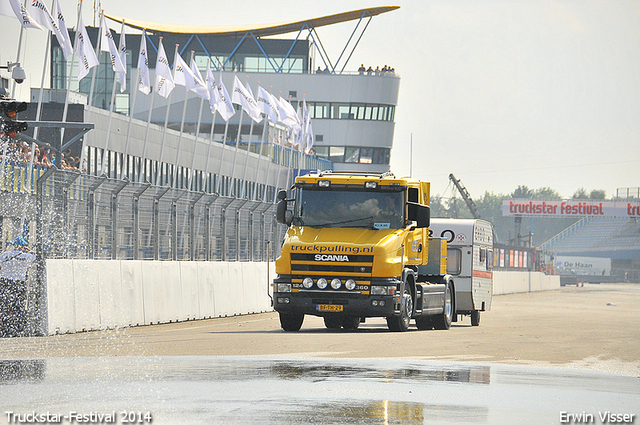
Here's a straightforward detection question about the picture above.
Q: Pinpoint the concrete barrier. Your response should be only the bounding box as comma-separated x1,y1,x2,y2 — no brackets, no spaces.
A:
44,259,275,335
492,271,560,295
43,260,556,335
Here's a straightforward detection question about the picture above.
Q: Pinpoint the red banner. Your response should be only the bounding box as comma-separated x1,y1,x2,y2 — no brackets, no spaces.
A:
502,199,640,217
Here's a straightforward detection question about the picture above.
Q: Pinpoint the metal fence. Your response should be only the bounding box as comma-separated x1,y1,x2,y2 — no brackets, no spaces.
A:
33,167,284,263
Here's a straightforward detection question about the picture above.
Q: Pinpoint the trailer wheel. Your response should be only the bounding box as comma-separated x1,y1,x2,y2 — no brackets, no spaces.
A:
323,316,342,330
342,316,360,331
433,282,452,330
471,310,480,326
387,284,413,332
279,313,304,331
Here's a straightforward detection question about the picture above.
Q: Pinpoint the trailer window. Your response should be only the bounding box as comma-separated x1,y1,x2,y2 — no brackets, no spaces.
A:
486,248,494,271
447,248,462,275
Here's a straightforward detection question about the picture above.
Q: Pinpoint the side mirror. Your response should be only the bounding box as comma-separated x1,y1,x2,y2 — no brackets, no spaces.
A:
407,202,430,228
276,199,293,225
276,189,287,201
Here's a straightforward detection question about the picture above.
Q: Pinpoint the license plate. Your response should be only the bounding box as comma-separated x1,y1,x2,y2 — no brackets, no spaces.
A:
317,304,343,312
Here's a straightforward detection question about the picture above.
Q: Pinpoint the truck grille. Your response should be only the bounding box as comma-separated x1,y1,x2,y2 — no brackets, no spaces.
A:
290,253,374,277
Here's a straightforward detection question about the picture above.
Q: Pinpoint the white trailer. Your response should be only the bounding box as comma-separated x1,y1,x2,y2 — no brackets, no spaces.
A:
429,219,494,326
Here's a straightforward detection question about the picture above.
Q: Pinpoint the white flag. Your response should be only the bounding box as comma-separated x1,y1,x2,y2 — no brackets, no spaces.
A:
75,16,99,81
118,21,126,93
137,30,150,94
204,61,221,114
232,75,262,123
303,99,314,154
28,0,62,37
216,72,235,122
100,14,126,74
155,39,175,98
173,53,208,99
257,86,280,123
305,120,314,154
189,58,209,100
277,96,300,128
53,0,73,59
29,0,72,60
1,0,44,30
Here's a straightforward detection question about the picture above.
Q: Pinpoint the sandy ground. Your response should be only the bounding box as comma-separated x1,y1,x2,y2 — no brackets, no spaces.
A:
1,283,639,376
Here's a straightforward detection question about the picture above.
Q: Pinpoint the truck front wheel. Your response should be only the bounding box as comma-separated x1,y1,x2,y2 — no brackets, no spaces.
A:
386,285,413,332
279,313,304,331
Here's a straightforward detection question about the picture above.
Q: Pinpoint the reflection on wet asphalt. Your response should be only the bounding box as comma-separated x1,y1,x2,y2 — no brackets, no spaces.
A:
0,357,638,424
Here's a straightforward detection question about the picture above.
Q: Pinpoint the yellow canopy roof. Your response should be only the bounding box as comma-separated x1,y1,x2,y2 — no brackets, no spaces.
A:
105,6,399,36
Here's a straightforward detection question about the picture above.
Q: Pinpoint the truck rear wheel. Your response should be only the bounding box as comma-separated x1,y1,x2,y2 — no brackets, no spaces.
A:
432,283,452,330
386,285,413,332
471,310,480,326
415,316,433,330
279,313,304,331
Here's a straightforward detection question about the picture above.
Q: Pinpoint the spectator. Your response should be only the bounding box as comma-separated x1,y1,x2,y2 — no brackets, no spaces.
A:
366,66,373,76
358,64,366,75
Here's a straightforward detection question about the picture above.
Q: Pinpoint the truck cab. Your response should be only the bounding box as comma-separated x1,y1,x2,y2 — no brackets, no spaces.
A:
272,171,454,332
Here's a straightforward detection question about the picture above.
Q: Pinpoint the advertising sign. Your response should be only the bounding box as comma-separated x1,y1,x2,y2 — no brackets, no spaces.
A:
502,199,640,217
555,256,611,276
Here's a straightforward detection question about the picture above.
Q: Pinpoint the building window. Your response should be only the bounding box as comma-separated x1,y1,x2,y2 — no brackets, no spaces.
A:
288,90,297,99
329,146,345,163
345,147,360,163
315,135,323,142
307,102,395,122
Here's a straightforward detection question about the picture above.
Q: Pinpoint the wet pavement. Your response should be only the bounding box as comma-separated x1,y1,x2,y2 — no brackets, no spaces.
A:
0,356,638,424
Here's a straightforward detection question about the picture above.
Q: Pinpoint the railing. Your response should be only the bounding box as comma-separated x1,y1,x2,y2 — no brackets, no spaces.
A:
28,168,284,263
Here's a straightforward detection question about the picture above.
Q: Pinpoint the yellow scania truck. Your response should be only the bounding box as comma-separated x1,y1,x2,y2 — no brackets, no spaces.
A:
272,171,459,332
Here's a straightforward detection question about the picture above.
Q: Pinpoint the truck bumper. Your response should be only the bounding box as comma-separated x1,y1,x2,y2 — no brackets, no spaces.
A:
273,292,399,317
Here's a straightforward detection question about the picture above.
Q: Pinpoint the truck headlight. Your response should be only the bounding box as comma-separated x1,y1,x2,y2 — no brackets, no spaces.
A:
277,283,292,293
302,277,314,289
345,279,356,290
371,285,396,295
317,278,328,289
330,278,342,290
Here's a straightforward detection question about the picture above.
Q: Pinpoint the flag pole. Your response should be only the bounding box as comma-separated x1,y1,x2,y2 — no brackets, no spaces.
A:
230,106,244,197
140,32,156,183
172,50,193,189
156,43,178,186
188,92,206,191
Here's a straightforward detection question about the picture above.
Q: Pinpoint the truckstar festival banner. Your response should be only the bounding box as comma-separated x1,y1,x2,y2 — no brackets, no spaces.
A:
502,199,640,218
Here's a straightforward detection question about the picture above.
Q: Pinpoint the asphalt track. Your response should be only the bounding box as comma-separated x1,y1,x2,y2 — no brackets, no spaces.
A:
0,283,639,425
1,283,639,376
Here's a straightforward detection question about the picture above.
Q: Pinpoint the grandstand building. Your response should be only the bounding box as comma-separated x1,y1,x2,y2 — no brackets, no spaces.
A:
40,7,401,198
538,192,640,283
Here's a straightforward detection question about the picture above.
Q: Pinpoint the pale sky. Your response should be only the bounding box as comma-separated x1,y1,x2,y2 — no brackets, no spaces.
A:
3,0,639,199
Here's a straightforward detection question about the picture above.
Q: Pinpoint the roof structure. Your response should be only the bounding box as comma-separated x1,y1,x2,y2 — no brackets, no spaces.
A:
541,217,640,259
106,6,400,36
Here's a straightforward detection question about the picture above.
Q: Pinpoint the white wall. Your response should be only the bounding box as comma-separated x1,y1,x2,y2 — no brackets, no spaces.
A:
44,261,558,335
492,271,560,295
45,260,275,335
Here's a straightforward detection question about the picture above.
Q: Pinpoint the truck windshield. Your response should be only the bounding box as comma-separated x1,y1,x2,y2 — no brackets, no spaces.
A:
294,188,405,229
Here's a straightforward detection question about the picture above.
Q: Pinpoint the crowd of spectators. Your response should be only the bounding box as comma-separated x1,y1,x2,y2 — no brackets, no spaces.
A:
0,141,81,171
357,64,396,76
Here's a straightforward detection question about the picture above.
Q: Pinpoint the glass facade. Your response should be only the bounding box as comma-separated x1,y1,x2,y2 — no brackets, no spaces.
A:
314,146,390,165
308,102,395,122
